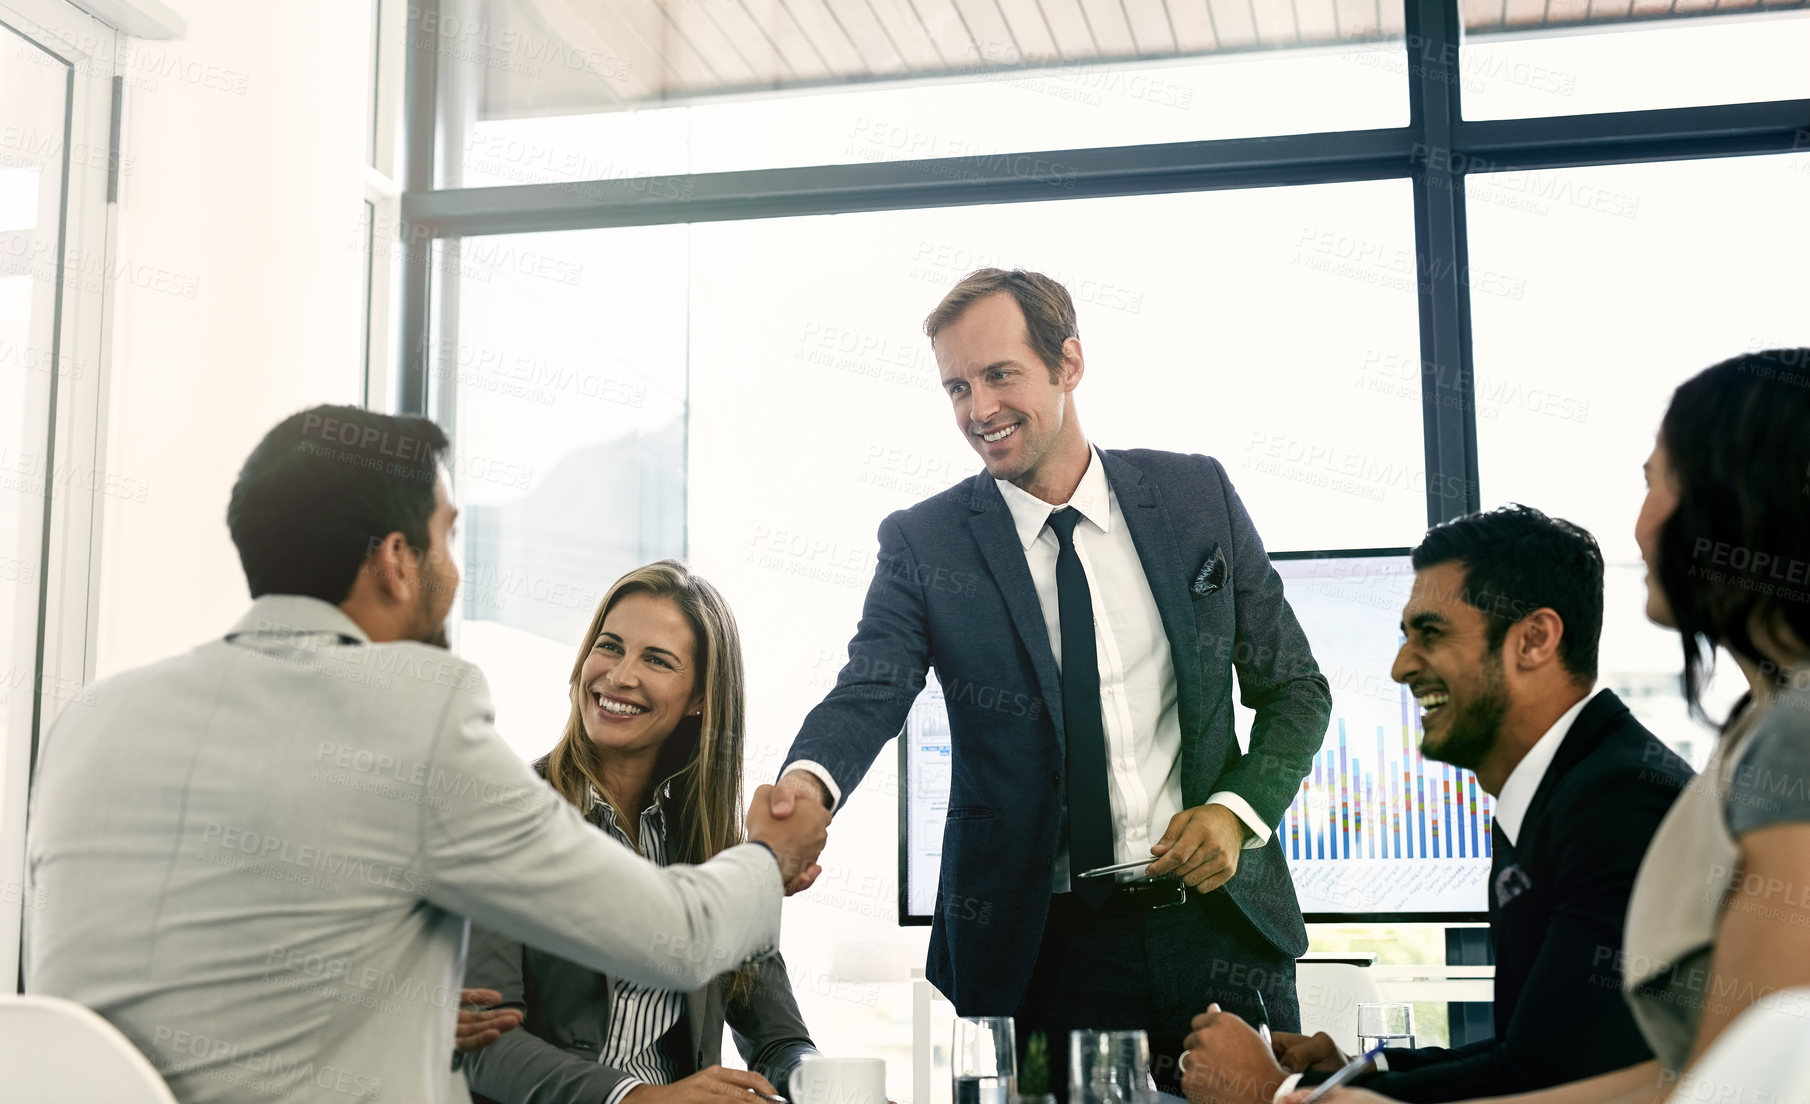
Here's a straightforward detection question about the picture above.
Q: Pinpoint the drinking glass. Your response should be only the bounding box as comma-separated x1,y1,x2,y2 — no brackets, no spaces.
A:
954,1016,1016,1104
1357,1002,1416,1049
1068,1029,1154,1104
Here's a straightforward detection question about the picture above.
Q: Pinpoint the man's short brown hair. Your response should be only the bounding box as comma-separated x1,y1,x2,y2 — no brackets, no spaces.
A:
923,268,1078,383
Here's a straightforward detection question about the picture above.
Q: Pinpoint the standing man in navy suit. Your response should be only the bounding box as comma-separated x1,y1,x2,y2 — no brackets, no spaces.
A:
776,268,1332,1095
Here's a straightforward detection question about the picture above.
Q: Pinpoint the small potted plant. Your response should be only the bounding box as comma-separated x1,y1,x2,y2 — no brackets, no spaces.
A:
1017,1031,1056,1104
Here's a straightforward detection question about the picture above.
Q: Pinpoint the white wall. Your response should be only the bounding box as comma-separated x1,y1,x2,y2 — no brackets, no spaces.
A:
94,0,375,675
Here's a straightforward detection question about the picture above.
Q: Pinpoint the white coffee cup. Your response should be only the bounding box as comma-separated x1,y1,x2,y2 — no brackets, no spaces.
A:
789,1057,886,1104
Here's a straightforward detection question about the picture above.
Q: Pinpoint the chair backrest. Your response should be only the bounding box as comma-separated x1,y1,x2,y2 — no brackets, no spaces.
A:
1295,961,1387,1054
0,994,179,1103
1668,987,1810,1104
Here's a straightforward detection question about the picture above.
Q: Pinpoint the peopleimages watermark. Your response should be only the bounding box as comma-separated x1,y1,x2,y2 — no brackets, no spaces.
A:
197,821,432,896
8,19,249,96
1412,144,1641,220
0,236,201,300
262,943,466,1014
906,241,1145,313
1293,225,1527,300
312,739,546,815
891,36,1196,111
149,1026,383,1100
1343,31,1576,99
0,446,150,504
744,525,873,592
0,666,98,710
360,213,585,287
857,444,968,501
0,122,133,178
423,337,650,409
409,6,631,82
1355,350,1592,424
792,322,939,393
0,335,85,380
460,132,692,202
1243,430,1470,505
844,119,1079,189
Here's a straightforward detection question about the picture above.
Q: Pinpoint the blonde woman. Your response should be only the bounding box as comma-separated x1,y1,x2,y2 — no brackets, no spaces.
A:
465,560,818,1104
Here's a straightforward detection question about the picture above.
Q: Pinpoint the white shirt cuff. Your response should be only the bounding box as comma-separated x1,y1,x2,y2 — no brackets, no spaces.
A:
782,760,842,813
1272,1073,1303,1103
1206,791,1272,849
605,1077,646,1104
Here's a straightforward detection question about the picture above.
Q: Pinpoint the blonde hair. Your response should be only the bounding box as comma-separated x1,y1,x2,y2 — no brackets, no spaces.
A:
542,559,756,1001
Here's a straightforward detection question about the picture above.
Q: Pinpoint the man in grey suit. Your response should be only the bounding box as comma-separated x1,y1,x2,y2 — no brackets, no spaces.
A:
777,269,1331,1096
23,405,828,1104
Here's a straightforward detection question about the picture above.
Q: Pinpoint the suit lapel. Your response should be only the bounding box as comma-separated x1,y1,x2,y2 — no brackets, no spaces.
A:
1099,452,1205,766
1519,689,1621,849
967,475,1066,748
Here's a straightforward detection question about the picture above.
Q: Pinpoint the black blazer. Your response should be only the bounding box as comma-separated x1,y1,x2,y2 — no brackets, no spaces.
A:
784,449,1332,1014
1311,689,1694,1100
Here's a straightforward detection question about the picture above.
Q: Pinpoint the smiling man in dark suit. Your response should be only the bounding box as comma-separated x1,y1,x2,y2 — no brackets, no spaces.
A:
1181,506,1695,1104
775,268,1332,1095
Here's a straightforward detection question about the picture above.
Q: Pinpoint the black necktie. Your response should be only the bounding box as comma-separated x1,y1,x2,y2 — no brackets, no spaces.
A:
1049,507,1114,907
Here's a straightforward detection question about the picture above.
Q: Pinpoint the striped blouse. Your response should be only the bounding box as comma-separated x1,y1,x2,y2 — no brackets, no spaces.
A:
589,785,686,1104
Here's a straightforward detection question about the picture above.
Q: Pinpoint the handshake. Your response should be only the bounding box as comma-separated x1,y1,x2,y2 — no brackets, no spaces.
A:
744,770,837,895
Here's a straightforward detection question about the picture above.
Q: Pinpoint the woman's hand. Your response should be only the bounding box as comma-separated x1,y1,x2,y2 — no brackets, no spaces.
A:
455,988,524,1052
622,1065,781,1104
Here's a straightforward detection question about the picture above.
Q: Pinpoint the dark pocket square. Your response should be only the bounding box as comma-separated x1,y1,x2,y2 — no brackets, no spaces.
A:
1191,544,1227,597
1495,864,1533,908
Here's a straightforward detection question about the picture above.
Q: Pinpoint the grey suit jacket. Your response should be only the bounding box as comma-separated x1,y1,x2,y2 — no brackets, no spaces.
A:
24,596,784,1104
786,449,1331,1013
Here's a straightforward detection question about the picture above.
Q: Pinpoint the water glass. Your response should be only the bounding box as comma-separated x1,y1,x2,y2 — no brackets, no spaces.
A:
954,1016,1016,1104
1357,1002,1415,1050
1068,1029,1154,1104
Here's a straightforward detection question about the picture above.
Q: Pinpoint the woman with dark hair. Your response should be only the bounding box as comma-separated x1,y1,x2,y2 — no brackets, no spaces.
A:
463,560,818,1104
1617,347,1810,1079
1277,349,1810,1104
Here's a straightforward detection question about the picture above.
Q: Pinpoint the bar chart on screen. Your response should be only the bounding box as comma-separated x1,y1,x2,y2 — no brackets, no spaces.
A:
1282,693,1496,915
1260,551,1494,917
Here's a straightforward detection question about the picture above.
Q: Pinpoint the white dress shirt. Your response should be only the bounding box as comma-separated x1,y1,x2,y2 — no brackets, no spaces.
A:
789,446,1268,894
1492,689,1600,846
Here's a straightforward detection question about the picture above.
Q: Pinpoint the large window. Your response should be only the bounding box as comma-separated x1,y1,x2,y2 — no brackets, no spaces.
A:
1468,153,1810,764
434,223,690,759
397,0,1810,1091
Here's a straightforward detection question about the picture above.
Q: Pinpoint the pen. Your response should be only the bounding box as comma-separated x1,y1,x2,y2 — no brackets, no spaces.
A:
1076,857,1154,879
751,1093,789,1104
1300,1045,1386,1104
1250,988,1272,1050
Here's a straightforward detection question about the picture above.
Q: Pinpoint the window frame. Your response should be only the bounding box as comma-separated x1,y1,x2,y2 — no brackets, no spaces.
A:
386,0,1810,1048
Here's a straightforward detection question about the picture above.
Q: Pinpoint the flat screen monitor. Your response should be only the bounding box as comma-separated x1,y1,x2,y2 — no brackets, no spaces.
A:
898,548,1492,925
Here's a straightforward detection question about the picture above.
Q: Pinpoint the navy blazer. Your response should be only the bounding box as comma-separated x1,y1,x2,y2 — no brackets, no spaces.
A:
785,448,1332,1013
1307,690,1695,1100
